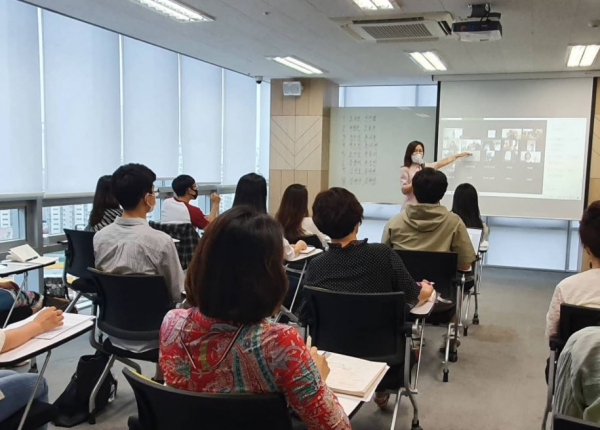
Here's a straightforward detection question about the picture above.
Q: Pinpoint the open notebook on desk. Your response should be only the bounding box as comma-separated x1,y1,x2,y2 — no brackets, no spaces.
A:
8,312,95,340
325,353,389,401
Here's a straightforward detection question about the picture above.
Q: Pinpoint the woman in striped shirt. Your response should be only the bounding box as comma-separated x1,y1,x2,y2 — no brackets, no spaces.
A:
86,175,123,232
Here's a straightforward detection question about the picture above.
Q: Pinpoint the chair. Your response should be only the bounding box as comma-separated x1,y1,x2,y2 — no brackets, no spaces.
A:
395,250,467,383
303,287,422,430
542,304,600,430
148,221,200,270
122,367,293,430
62,229,97,313
0,400,56,430
463,229,488,336
87,269,176,424
554,414,600,430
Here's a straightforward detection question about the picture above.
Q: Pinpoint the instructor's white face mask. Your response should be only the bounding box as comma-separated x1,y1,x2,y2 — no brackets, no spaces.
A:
411,154,424,165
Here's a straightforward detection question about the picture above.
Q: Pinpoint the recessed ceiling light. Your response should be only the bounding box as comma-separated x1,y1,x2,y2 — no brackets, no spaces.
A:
409,51,447,72
130,0,213,22
352,0,397,11
269,57,324,75
567,45,600,68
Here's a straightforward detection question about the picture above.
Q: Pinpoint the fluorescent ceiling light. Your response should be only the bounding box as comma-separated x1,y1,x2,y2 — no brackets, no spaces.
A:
567,45,600,68
270,57,324,75
131,0,213,22
352,0,396,11
409,52,447,72
580,45,600,67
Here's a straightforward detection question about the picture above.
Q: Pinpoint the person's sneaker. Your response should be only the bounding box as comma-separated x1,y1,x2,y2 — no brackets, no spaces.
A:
374,392,390,409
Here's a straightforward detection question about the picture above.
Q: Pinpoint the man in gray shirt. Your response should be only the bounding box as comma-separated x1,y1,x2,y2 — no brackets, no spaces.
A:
94,163,184,358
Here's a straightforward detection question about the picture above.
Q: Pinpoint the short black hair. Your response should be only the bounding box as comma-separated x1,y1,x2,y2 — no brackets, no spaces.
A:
185,206,288,324
312,187,363,240
580,201,600,259
413,167,447,204
172,175,196,197
111,164,156,211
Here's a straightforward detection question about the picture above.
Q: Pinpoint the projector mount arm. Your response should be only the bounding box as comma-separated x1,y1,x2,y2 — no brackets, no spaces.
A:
468,3,501,21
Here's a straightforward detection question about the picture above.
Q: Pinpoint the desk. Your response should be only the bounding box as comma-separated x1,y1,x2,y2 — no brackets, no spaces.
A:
278,250,324,322
0,315,94,430
0,259,58,329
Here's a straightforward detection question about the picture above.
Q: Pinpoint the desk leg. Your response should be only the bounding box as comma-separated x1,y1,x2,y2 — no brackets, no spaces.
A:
17,350,51,430
2,287,22,330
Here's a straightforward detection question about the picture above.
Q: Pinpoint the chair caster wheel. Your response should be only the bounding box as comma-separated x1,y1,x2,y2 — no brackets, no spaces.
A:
449,352,458,363
473,316,480,325
411,420,423,430
463,327,468,337
443,369,449,382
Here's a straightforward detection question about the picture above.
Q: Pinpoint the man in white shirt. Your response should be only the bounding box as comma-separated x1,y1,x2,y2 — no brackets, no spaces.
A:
161,175,220,230
94,164,184,361
546,201,600,340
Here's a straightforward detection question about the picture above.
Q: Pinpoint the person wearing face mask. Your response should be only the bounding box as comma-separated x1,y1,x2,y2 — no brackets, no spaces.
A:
400,140,470,207
93,164,184,380
161,174,220,230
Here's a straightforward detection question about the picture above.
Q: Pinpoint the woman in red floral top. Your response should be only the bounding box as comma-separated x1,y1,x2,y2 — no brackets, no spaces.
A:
159,206,350,430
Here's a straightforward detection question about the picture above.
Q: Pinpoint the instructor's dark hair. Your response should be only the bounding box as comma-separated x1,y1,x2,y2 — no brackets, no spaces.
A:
580,201,600,259
412,168,447,204
452,183,484,229
185,206,288,324
172,175,196,197
404,141,425,167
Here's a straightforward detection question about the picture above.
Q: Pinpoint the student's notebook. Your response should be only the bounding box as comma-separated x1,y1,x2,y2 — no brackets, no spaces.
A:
326,353,389,398
7,244,57,265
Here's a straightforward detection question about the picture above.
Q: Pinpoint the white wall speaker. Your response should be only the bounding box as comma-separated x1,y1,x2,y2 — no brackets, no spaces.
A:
283,81,303,96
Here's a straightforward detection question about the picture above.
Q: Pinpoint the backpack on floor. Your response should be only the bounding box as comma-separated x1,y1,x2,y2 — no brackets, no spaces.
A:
53,351,117,427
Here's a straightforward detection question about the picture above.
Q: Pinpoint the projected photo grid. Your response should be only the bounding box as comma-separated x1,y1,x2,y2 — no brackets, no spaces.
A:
440,120,547,194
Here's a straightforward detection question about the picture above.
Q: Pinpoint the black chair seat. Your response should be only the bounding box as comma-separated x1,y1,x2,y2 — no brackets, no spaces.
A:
1,400,56,430
103,339,159,363
0,306,33,327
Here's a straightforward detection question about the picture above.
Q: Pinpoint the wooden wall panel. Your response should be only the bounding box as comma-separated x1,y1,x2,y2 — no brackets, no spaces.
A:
269,78,339,214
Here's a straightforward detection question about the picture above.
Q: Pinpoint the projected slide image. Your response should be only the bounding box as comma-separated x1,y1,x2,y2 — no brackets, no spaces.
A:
439,119,548,194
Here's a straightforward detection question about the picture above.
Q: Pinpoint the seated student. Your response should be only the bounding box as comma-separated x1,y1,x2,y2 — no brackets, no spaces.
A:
232,173,307,260
546,201,600,340
94,164,184,357
275,184,330,248
303,187,433,409
452,183,490,242
382,168,476,272
0,307,63,428
0,280,43,315
161,174,220,230
85,175,123,232
159,206,350,430
554,326,600,423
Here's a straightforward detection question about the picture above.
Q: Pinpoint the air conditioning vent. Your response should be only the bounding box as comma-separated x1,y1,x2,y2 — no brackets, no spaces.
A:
332,12,454,43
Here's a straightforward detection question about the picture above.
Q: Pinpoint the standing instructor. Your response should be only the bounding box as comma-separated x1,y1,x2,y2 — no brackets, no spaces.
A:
400,140,470,207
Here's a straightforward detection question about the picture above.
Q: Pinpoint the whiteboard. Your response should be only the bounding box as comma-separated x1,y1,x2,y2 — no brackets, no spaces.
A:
329,107,437,203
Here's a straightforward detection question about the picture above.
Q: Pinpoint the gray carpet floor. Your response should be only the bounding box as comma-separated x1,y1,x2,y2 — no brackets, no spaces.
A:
35,267,567,430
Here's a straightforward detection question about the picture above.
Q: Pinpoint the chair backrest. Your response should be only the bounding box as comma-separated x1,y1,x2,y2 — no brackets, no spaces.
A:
466,228,483,255
304,286,405,364
64,229,96,279
89,269,173,341
554,414,600,430
148,221,200,270
559,304,600,342
395,250,458,302
122,368,293,430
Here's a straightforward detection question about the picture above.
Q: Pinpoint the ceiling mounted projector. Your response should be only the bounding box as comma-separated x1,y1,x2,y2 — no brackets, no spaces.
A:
452,3,502,42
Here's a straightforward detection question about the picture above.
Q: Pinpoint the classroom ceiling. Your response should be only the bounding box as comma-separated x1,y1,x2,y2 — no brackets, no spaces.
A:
21,0,600,85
